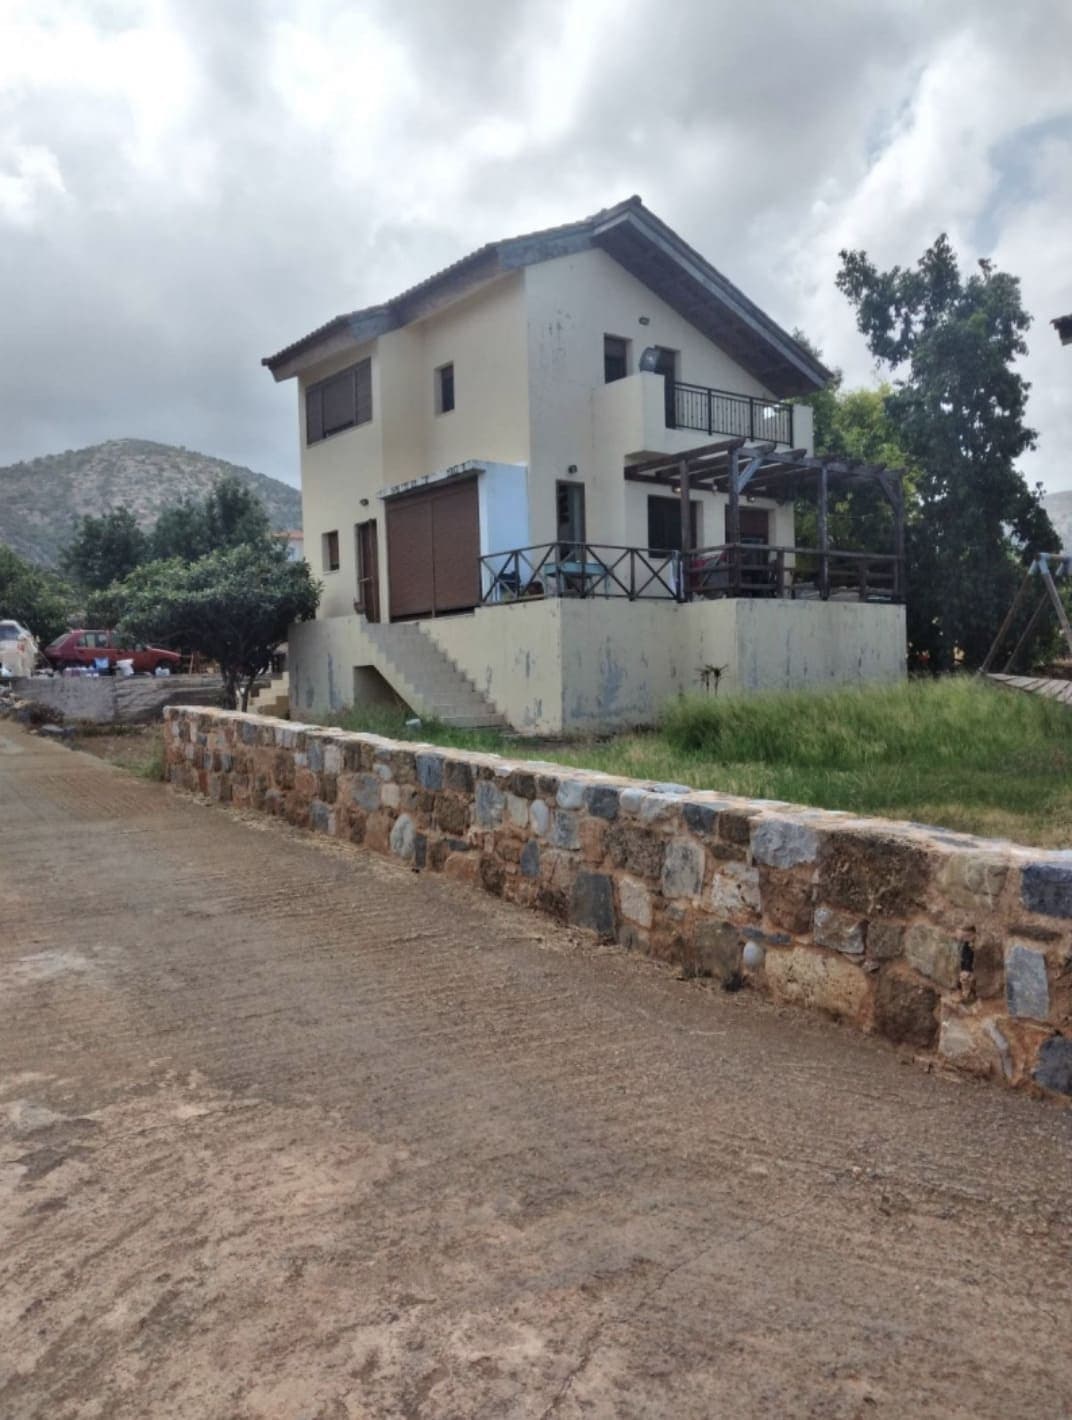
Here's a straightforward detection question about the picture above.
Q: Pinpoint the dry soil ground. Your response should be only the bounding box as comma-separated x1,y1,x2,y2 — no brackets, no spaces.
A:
1,723,1071,1419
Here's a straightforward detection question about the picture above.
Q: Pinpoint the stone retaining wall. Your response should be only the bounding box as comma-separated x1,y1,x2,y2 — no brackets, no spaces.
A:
15,674,225,724
164,706,1072,1100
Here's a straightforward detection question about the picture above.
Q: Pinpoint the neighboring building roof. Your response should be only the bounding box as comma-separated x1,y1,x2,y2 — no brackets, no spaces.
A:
263,197,830,397
1053,314,1072,345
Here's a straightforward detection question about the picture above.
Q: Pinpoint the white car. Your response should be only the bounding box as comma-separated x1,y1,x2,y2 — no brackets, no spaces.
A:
0,620,39,678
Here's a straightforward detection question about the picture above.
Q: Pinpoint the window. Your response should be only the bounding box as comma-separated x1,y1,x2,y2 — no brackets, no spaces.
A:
604,335,629,383
322,529,340,572
647,495,700,554
436,362,455,414
305,359,372,444
556,481,586,552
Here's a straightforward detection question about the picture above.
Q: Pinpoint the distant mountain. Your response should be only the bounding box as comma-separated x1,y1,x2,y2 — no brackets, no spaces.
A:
1043,490,1072,553
0,438,302,566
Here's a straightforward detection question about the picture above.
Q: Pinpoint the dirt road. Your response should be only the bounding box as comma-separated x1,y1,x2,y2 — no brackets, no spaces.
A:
1,724,1070,1419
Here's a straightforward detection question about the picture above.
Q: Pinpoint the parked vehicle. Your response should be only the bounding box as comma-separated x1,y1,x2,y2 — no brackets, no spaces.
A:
43,629,182,675
0,620,39,678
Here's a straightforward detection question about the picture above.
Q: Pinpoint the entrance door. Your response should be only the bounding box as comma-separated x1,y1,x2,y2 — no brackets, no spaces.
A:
355,519,380,622
556,481,586,556
386,477,480,619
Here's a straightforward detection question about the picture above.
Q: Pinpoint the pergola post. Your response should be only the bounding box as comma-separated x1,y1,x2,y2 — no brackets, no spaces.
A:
726,446,741,596
891,476,906,603
817,461,830,601
678,462,695,602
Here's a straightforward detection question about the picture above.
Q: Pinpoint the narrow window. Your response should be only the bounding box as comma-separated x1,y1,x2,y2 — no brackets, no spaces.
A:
436,362,455,414
603,335,629,383
322,529,340,572
556,481,586,554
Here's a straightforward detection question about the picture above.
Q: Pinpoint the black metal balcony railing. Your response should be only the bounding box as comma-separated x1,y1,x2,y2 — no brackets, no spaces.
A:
672,382,793,445
480,543,903,605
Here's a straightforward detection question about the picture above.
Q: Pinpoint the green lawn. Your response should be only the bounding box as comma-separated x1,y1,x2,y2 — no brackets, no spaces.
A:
324,679,1072,847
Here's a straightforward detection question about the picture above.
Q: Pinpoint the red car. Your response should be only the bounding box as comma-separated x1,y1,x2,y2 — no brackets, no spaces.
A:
44,629,182,675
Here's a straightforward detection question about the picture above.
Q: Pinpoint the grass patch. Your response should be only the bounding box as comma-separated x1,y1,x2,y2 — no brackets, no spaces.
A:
325,678,1072,847
321,702,512,755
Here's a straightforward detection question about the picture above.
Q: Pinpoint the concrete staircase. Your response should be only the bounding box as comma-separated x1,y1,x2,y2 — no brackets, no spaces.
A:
362,621,507,729
249,669,290,718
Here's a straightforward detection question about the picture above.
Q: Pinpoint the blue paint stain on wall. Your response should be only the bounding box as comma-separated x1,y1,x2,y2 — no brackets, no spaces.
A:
597,638,625,711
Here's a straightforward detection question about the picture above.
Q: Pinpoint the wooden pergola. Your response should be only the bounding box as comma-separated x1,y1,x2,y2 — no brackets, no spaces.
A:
624,436,906,602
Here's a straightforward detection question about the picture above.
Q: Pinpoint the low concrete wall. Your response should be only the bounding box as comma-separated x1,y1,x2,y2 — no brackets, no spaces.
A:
165,706,1072,1100
14,675,224,724
290,597,906,734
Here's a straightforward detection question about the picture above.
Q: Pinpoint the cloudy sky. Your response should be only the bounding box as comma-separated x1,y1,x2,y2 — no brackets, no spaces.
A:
2,0,1070,492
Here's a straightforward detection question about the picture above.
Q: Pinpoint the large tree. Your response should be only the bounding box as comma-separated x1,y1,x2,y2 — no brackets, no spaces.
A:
836,236,1056,669
149,474,273,562
0,545,74,645
112,543,320,709
61,507,148,592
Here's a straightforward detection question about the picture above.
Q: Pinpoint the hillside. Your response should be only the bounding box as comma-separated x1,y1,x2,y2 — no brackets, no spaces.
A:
1043,490,1072,553
0,439,301,566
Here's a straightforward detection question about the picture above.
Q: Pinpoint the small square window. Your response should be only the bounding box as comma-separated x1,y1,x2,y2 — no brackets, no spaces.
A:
322,529,340,572
604,335,629,383
436,362,455,414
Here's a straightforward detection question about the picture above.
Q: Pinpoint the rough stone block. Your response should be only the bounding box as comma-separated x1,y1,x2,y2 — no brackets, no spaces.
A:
866,920,904,961
444,759,473,793
638,793,679,826
682,802,717,836
309,800,333,834
904,923,964,989
479,855,505,895
618,875,653,928
605,823,665,880
529,799,550,836
709,863,761,919
819,833,930,917
435,795,469,836
520,840,540,878
352,774,381,812
759,866,814,935
813,904,866,955
579,817,606,864
1021,862,1072,919
752,818,819,869
556,778,586,810
475,779,506,827
1004,943,1050,1020
381,782,401,810
938,1012,1000,1076
938,853,1009,913
1033,1035,1072,1095
619,787,645,817
764,946,872,1025
661,838,705,900
550,810,580,851
389,813,416,860
569,872,616,937
693,920,741,982
416,752,444,792
874,966,939,1048
584,785,620,821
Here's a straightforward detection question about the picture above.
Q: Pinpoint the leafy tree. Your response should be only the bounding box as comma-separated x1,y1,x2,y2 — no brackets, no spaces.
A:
114,543,320,709
149,475,273,562
0,544,75,645
61,507,148,592
836,236,1056,670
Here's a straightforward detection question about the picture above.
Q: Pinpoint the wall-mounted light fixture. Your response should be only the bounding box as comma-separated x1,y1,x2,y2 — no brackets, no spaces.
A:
567,464,578,475
638,315,651,326
359,497,369,507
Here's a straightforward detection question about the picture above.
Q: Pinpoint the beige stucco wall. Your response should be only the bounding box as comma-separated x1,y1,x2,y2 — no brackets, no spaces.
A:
288,594,905,737
523,248,806,551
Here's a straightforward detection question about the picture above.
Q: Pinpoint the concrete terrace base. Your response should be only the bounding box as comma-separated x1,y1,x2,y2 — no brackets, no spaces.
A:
289,595,907,734
13,674,226,724
165,706,1072,1100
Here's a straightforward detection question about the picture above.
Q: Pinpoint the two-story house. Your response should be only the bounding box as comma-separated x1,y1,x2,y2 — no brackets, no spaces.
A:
264,197,906,733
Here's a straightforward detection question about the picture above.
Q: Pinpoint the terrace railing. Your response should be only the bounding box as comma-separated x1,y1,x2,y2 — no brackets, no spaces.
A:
688,544,902,603
480,543,681,604
480,542,902,605
672,382,793,445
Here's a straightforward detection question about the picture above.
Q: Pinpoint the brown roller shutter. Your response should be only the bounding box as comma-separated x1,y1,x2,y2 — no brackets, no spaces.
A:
429,478,480,613
386,477,480,619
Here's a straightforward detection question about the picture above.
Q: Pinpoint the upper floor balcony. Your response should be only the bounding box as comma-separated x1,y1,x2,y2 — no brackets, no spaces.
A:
594,371,812,464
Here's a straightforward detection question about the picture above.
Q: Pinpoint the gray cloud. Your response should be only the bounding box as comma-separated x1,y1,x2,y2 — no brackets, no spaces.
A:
1,0,1070,492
